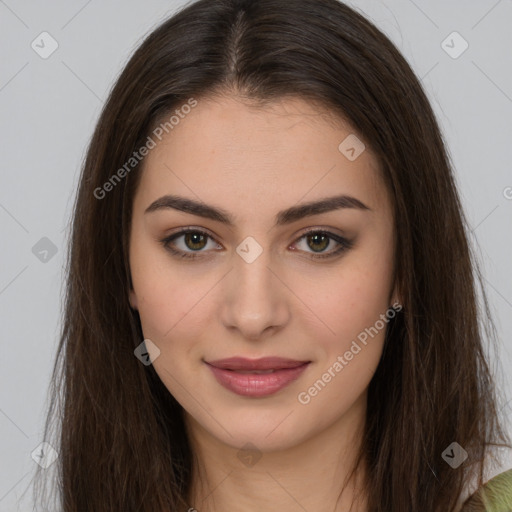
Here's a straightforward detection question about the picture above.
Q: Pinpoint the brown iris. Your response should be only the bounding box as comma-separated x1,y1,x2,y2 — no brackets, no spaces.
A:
306,232,329,253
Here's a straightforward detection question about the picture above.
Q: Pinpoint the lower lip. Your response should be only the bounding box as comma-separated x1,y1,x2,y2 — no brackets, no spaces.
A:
206,363,310,397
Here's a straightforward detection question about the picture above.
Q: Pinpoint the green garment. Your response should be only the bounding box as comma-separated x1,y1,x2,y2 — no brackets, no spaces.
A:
460,468,512,511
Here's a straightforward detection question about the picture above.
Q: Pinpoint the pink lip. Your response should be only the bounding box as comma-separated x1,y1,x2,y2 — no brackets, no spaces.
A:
205,357,311,397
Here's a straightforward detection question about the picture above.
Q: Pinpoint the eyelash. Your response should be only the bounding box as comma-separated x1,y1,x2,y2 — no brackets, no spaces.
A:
160,227,353,261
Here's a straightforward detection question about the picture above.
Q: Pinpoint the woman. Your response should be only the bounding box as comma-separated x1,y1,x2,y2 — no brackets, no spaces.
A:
32,0,512,510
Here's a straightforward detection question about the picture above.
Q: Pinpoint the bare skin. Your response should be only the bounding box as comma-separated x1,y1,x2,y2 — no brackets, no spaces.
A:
128,94,398,512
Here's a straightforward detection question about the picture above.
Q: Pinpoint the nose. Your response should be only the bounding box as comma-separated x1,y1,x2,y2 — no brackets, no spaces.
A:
219,247,290,341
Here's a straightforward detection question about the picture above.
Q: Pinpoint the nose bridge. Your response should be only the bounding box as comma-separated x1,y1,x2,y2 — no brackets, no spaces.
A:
220,242,289,338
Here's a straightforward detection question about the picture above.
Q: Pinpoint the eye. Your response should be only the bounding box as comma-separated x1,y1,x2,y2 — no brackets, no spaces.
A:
160,228,221,259
160,228,353,260
292,229,353,259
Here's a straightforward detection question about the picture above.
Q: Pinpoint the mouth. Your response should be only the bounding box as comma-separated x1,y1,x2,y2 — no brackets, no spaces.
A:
204,357,311,397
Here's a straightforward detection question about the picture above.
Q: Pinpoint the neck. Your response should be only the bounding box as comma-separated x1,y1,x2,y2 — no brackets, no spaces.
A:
184,393,369,512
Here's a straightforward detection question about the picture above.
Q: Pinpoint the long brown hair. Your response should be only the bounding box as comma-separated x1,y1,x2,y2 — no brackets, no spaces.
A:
30,0,510,510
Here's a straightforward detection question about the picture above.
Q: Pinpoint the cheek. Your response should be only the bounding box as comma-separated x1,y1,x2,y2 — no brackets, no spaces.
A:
130,246,219,358
130,239,182,339
294,268,393,413
293,249,394,352
134,270,206,342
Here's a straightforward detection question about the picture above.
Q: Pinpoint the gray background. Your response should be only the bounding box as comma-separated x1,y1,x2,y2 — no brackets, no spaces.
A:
1,1,511,509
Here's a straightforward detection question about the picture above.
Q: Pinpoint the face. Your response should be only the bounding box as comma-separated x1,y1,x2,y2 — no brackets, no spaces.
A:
128,94,397,453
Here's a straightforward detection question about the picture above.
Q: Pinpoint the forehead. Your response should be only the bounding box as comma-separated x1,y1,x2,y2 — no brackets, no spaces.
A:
133,95,390,220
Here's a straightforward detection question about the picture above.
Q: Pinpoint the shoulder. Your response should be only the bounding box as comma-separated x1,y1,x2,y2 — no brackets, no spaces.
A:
459,468,512,511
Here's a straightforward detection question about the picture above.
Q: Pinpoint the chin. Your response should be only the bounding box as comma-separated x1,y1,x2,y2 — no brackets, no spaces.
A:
187,405,318,453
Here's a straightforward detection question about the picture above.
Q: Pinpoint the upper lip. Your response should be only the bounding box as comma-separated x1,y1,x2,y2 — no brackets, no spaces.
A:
205,357,310,371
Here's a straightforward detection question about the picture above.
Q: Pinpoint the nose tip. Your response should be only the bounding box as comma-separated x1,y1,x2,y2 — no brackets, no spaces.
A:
219,255,290,341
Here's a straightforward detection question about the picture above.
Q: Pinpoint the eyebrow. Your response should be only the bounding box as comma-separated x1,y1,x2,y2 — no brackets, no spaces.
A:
144,193,370,226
